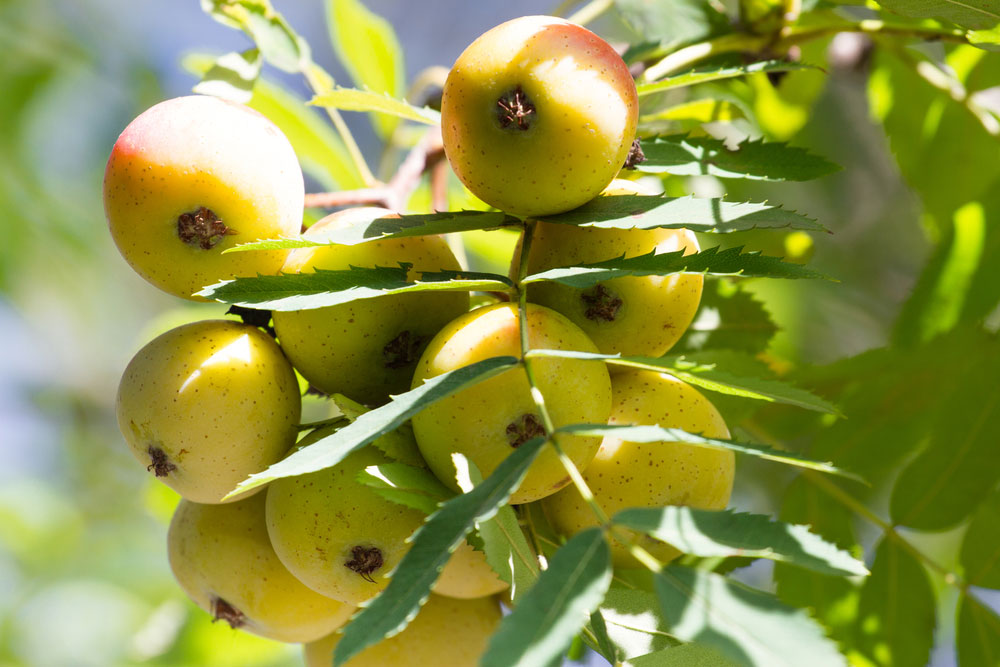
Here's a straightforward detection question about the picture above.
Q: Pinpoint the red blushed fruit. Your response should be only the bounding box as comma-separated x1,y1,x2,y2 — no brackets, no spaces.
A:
441,16,638,218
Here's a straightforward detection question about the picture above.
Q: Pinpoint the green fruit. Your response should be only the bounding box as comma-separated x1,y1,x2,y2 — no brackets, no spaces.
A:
541,370,734,566
303,593,502,667
116,320,300,504
441,16,638,217
272,207,469,406
104,95,303,300
521,182,703,360
167,493,354,643
433,539,508,600
411,303,612,504
265,446,427,605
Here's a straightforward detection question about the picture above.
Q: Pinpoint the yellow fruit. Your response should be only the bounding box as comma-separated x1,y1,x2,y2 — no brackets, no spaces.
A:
167,493,354,643
411,303,612,504
441,16,638,217
116,320,300,504
433,539,508,599
104,95,303,300
303,593,502,667
272,207,469,406
541,370,734,566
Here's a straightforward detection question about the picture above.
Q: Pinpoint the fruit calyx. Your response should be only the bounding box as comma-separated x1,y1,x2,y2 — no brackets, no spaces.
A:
146,446,177,477
506,413,547,448
345,545,384,583
177,206,236,250
581,284,623,322
496,86,535,131
623,138,646,169
211,597,246,629
383,330,424,369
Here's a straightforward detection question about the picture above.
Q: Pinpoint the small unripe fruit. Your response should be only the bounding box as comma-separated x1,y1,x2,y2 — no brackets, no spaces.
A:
542,370,734,566
168,493,354,643
303,594,502,667
441,16,638,217
272,207,469,406
411,303,612,504
104,95,304,299
116,320,300,504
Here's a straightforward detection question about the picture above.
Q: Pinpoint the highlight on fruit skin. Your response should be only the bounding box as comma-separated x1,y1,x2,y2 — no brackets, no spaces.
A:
167,493,356,644
271,207,469,406
303,593,502,667
103,94,304,300
410,302,612,504
441,15,638,217
115,319,300,504
541,369,735,567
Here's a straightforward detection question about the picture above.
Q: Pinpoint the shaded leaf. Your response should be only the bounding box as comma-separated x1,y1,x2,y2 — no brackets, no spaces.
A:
226,356,518,497
482,528,612,667
538,195,826,233
333,436,547,666
614,507,867,576
616,0,729,51
655,565,844,666
626,643,739,666
960,490,1000,589
877,0,1000,30
311,87,440,125
332,394,424,467
638,61,818,93
958,593,1000,667
198,265,513,311
357,462,454,515
675,282,778,355
192,48,262,103
601,586,679,659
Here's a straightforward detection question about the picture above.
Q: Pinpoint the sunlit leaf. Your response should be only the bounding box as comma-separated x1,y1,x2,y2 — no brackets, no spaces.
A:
311,87,440,125
192,48,261,103
638,61,818,93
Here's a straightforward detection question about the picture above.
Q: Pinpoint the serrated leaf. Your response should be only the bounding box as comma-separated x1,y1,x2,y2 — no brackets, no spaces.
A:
326,0,404,137
332,436,547,666
523,246,829,290
676,282,778,354
311,87,440,125
638,61,819,94
626,643,739,667
538,195,826,233
958,593,1000,667
614,507,867,577
877,0,1000,30
482,528,612,667
192,48,262,103
634,134,840,182
226,356,518,497
890,346,1000,530
655,565,845,667
198,265,513,311
331,394,425,467
227,210,518,251
960,490,1000,589
556,423,857,478
854,539,936,667
356,462,454,515
600,586,679,660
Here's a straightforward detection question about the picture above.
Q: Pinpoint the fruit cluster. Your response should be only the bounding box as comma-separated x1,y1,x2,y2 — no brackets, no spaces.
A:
105,16,734,665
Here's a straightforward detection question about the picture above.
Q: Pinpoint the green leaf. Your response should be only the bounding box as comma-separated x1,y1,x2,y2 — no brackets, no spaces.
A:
198,265,513,311
958,593,1000,667
600,587,679,660
854,539,936,667
332,436,548,666
357,462,454,515
876,0,1000,30
615,0,729,52
326,0,405,137
637,61,819,94
226,356,518,497
625,643,739,667
635,135,840,182
201,0,310,72
588,610,621,664
538,195,826,233
890,343,1000,530
654,565,845,666
676,282,778,355
614,507,868,576
555,423,857,478
960,490,1000,589
523,246,830,290
227,210,518,251
482,528,612,667
331,394,425,467
310,87,440,125
192,48,262,103
969,24,1000,51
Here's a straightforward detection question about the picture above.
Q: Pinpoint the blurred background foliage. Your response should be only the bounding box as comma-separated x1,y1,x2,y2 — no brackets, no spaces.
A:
0,0,998,665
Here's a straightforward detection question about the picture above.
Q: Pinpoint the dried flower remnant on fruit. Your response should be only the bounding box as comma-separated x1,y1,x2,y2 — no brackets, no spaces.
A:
177,206,236,250
581,284,623,322
147,446,177,477
623,139,646,169
211,597,246,629
383,330,424,369
506,413,547,448
345,545,384,583
496,86,536,130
